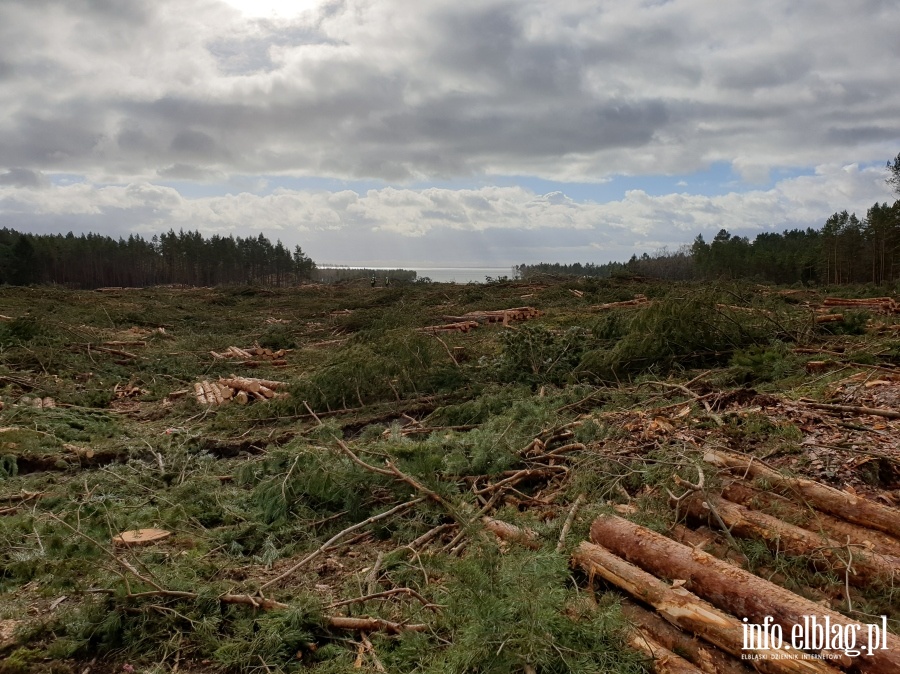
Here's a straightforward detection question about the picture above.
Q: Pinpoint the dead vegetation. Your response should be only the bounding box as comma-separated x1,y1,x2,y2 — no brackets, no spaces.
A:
1,280,899,673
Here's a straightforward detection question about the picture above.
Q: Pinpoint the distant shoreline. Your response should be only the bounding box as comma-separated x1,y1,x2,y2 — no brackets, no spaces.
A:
318,266,514,283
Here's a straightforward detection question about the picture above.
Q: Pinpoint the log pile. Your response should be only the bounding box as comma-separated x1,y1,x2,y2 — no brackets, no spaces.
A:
419,307,541,333
209,345,290,366
193,376,287,405
572,453,900,673
590,294,651,311
460,306,542,323
822,297,899,315
19,396,55,409
418,320,479,334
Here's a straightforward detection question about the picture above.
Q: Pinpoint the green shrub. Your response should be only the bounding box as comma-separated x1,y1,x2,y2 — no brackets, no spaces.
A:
578,290,786,381
494,324,587,386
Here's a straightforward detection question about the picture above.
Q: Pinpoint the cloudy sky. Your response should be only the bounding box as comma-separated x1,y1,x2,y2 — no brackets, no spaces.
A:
1,0,898,267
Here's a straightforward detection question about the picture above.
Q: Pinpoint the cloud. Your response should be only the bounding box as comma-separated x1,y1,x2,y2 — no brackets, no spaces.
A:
1,162,893,265
0,0,896,184
0,168,50,189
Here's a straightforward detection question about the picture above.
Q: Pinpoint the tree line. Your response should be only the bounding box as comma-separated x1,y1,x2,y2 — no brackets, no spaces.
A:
518,155,900,285
0,229,316,288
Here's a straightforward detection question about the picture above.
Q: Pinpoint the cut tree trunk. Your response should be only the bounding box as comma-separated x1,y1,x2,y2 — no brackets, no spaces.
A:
573,541,840,674
703,449,900,539
482,517,540,549
721,481,900,559
681,493,899,587
621,600,752,674
628,629,705,674
589,515,900,673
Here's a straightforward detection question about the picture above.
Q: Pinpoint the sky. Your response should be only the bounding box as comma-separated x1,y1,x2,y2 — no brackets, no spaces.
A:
0,0,898,268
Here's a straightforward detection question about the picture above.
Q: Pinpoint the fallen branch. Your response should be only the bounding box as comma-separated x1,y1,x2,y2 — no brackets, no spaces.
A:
555,494,585,553
256,497,424,595
327,587,440,613
326,616,428,634
798,399,900,420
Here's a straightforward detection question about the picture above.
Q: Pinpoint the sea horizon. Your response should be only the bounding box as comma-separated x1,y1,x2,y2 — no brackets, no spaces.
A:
318,265,516,283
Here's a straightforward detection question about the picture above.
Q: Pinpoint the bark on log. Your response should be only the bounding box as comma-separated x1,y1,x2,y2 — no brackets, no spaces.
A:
670,524,749,568
628,629,706,674
704,449,900,539
574,542,839,674
589,515,900,673
622,601,752,674
721,482,900,559
681,494,899,587
482,517,540,549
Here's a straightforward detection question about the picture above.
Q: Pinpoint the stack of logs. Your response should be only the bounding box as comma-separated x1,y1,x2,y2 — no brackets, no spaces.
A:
573,448,900,673
815,296,900,325
193,376,286,405
419,307,541,334
209,345,290,367
822,297,899,315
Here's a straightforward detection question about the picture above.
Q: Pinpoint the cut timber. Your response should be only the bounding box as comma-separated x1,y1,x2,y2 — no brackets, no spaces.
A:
704,449,900,538
670,524,749,568
574,542,838,674
193,382,208,405
681,493,899,586
591,295,651,311
219,377,286,394
628,630,705,674
418,320,479,334
822,297,899,315
113,528,172,546
815,314,843,324
621,601,751,674
482,517,540,549
460,306,542,324
721,482,900,559
588,515,900,673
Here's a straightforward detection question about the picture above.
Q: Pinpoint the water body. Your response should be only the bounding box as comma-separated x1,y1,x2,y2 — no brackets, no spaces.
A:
411,267,515,283
318,266,515,283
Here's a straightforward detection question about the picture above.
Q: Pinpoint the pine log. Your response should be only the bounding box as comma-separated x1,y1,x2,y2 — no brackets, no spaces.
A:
589,515,900,673
670,524,749,568
220,377,260,394
621,601,752,674
681,494,899,586
704,449,900,538
193,382,208,405
482,517,540,549
573,542,839,674
628,630,705,674
721,482,900,559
